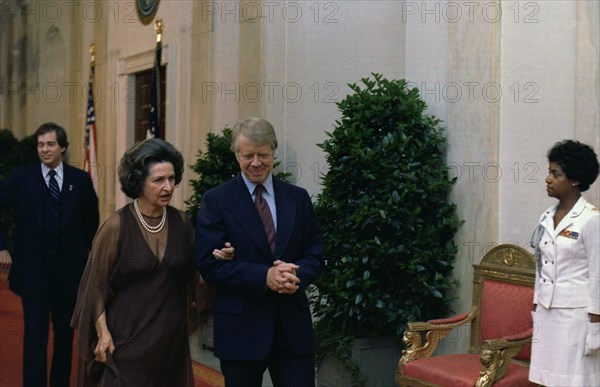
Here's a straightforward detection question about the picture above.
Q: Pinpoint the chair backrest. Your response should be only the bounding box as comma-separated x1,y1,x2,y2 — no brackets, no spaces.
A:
469,244,536,362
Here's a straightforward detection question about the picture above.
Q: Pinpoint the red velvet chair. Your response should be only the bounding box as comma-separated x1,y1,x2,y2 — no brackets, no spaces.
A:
397,244,537,387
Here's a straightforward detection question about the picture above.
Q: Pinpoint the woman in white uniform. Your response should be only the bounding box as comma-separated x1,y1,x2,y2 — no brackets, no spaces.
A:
529,140,599,386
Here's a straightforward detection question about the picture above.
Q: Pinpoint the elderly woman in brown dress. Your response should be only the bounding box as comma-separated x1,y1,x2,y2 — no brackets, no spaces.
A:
71,138,232,386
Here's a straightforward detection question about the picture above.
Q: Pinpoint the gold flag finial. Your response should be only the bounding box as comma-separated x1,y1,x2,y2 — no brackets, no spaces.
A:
155,19,163,43
90,43,96,67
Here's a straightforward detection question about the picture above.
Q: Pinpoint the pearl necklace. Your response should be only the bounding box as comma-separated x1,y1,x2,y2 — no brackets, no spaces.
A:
134,199,166,234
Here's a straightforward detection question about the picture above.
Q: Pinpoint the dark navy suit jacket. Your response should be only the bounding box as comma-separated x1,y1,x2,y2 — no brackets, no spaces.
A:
0,163,99,298
195,174,324,361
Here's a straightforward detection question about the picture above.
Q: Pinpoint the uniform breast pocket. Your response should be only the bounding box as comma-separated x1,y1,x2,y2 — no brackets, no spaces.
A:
557,229,584,256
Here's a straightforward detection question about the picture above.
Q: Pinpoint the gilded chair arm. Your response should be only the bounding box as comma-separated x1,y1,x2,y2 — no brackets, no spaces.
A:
398,307,478,372
475,327,533,387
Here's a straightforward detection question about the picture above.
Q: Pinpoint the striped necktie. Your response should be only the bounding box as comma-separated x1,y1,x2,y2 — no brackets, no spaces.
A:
255,184,276,254
48,170,61,200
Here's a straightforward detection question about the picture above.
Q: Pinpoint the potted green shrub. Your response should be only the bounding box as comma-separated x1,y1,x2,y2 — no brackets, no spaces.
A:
311,74,461,386
0,129,38,247
186,127,238,224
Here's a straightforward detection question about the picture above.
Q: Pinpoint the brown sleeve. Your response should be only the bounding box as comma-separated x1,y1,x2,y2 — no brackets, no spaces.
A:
71,210,121,361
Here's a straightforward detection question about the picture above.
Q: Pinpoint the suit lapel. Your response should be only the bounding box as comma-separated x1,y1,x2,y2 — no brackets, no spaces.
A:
274,179,295,258
61,165,76,229
34,165,47,227
227,175,273,260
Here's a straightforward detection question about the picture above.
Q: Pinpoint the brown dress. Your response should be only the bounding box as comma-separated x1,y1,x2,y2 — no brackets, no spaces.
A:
71,204,196,387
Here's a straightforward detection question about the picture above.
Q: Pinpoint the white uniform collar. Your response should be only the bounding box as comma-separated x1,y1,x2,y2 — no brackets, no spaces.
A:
543,196,587,218
541,196,588,235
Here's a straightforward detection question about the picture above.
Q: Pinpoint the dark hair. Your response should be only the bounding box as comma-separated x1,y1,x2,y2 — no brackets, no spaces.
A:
118,138,184,199
34,122,69,153
548,140,599,192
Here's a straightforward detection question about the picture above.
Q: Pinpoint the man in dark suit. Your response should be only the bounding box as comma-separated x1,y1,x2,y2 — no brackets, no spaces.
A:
0,122,99,387
195,117,324,387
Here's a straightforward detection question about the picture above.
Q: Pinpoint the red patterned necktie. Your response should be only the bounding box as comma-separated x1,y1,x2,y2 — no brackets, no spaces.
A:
255,184,276,254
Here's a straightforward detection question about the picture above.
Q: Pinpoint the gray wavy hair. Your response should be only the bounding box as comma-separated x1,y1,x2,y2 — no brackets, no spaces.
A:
230,117,278,153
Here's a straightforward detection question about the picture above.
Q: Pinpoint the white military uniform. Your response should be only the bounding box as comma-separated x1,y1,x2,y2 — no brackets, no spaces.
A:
529,196,600,386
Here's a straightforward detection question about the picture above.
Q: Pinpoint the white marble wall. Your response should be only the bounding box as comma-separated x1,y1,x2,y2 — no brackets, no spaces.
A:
498,0,599,257
207,1,407,197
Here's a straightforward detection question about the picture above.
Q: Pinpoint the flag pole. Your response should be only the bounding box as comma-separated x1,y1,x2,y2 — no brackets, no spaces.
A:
84,43,99,192
156,18,162,43
147,19,163,139
90,43,95,77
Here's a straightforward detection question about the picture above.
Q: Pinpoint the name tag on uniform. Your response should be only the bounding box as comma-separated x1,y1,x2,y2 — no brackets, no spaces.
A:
558,230,579,240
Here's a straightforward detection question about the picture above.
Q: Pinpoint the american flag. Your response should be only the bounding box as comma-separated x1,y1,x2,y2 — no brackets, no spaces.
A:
83,75,98,192
147,39,162,139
